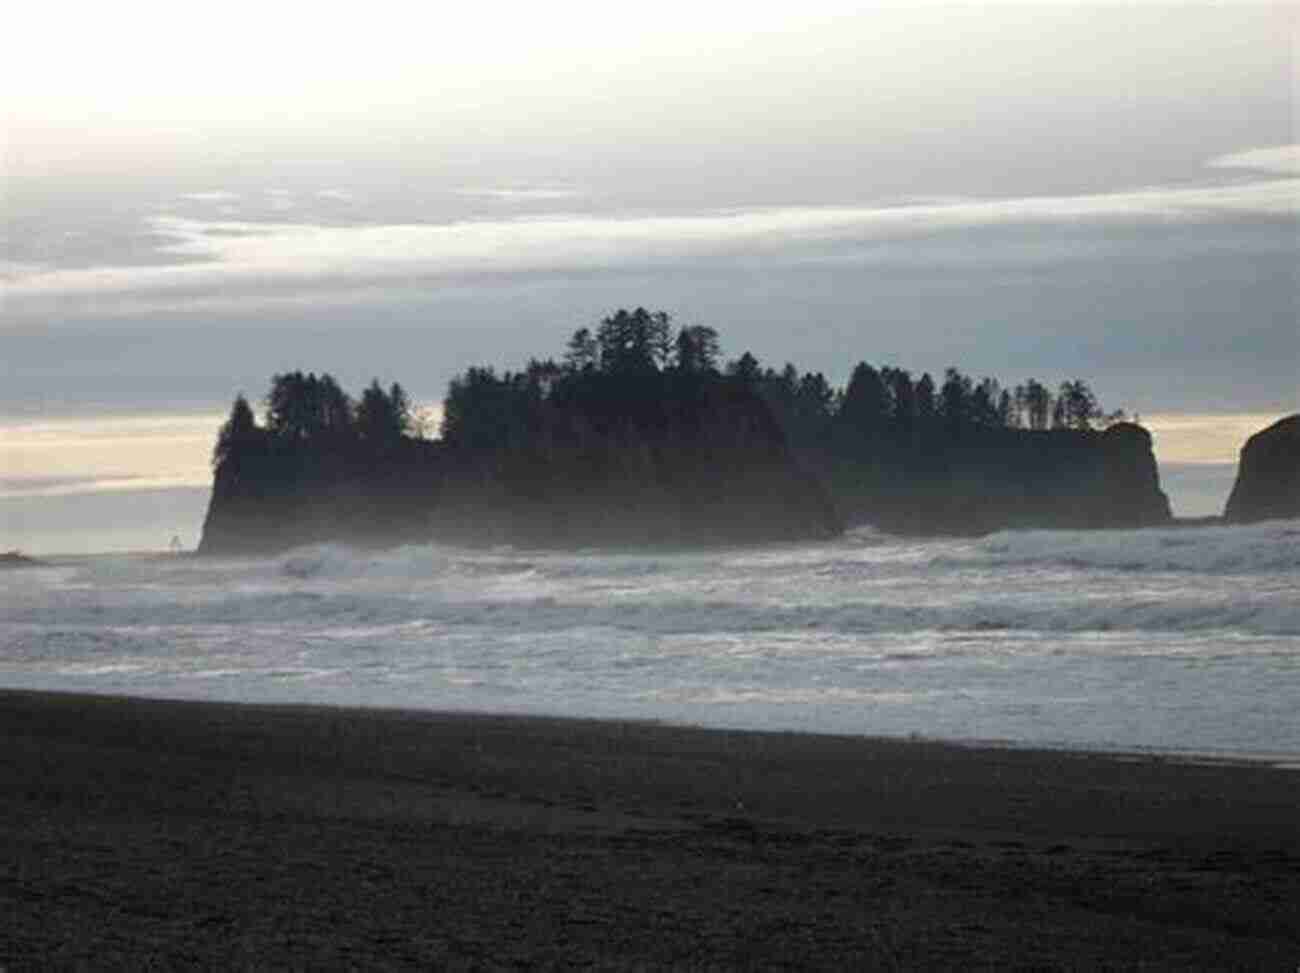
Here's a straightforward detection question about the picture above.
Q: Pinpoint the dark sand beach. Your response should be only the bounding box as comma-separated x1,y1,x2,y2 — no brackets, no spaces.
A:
2,690,1297,969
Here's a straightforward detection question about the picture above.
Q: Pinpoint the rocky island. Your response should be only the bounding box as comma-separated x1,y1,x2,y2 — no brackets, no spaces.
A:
1223,413,1300,523
198,309,1170,555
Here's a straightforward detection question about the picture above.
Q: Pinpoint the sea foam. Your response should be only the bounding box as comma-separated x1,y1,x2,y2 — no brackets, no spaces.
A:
2,519,1297,757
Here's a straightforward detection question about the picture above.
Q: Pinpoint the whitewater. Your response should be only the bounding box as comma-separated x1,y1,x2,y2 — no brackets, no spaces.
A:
3,520,1298,759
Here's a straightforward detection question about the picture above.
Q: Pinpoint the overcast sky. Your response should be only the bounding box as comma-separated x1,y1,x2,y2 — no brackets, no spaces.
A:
3,1,1297,420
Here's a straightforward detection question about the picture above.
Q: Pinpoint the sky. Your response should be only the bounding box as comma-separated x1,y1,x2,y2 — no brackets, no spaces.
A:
2,1,1297,550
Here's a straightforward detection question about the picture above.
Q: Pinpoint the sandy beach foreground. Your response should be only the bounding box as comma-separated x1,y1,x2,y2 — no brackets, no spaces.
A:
2,691,1297,969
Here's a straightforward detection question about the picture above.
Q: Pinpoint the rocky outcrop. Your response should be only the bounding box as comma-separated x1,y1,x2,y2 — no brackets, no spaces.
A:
431,379,842,548
198,440,444,556
198,409,1174,554
1223,414,1300,524
1090,421,1175,526
198,344,1176,554
198,382,842,555
826,421,1172,535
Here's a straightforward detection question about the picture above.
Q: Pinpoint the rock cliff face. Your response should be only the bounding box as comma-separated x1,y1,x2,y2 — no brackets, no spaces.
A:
198,440,444,556
825,421,1172,535
431,380,842,548
199,408,1174,555
198,384,842,555
1223,414,1300,524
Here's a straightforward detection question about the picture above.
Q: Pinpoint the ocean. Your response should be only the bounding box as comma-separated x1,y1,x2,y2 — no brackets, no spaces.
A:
3,519,1297,761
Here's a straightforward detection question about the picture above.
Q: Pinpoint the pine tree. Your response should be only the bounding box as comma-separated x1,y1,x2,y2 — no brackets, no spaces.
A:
213,394,260,469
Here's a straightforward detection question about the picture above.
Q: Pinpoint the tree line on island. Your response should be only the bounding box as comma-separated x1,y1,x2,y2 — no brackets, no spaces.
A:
218,307,1123,463
202,308,1170,554
213,375,417,470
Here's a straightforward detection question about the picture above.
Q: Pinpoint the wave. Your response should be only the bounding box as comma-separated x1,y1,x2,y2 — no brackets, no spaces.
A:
4,524,1296,761
234,519,1300,586
279,543,541,581
4,522,1298,640
7,586,1298,638
966,519,1300,575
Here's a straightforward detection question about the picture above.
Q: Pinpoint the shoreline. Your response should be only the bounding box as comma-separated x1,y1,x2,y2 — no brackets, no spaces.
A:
4,688,1297,967
8,679,1300,771
7,684,1300,770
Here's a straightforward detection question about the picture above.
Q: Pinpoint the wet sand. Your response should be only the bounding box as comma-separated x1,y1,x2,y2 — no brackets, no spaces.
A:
2,689,1297,968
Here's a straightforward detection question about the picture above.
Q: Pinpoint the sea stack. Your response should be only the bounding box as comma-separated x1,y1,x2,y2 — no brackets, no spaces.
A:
1223,414,1300,523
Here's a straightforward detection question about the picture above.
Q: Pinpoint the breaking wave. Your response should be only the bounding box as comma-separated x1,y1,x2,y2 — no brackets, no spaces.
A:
2,518,1297,757
4,520,1298,637
967,519,1300,575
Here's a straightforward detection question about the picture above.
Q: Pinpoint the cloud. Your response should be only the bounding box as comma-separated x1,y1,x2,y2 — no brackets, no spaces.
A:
1143,412,1292,465
0,474,205,500
455,187,587,202
266,189,296,212
0,413,219,498
178,191,243,203
0,259,48,281
5,175,1294,316
199,226,266,239
1206,144,1300,176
